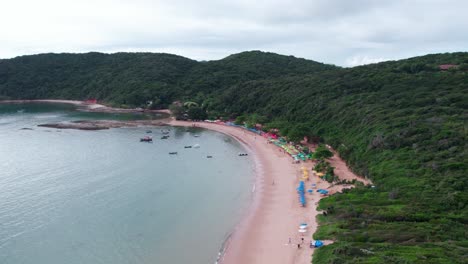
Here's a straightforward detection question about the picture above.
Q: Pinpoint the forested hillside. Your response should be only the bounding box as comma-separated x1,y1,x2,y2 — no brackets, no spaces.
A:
208,54,468,263
0,51,466,263
0,51,335,107
0,52,198,106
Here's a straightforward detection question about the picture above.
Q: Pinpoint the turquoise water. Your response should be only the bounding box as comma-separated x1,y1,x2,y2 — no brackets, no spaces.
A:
0,103,254,264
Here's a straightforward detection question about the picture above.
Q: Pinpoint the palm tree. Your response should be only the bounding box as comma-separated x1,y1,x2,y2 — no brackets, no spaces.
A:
183,101,199,108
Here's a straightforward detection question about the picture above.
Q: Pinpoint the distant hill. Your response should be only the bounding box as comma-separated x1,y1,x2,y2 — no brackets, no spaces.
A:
179,51,337,95
0,52,198,106
0,51,467,263
0,51,336,107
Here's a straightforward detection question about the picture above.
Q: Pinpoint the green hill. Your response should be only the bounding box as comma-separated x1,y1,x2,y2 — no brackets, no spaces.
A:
0,52,198,106
179,51,336,96
207,55,468,263
0,51,335,107
0,51,467,263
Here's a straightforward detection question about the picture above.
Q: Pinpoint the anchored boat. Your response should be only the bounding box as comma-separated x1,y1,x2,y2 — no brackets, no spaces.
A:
140,136,153,142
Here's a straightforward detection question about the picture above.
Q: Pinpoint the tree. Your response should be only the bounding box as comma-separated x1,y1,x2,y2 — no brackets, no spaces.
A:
169,103,184,119
183,101,199,108
147,97,162,110
187,106,207,120
234,115,247,125
287,124,311,142
313,144,333,159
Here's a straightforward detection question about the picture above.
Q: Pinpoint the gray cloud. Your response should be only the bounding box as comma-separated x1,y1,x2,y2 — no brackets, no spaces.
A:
0,0,467,66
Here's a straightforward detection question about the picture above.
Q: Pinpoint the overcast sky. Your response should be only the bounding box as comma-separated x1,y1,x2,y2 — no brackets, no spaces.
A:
0,0,466,66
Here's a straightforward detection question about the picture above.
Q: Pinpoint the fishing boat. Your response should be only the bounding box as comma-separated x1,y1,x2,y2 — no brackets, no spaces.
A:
184,146,192,148
140,136,153,142
169,152,178,155
161,135,169,139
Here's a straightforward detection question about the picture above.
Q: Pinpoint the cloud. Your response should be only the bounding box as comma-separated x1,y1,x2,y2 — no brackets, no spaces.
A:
346,56,388,67
0,0,467,66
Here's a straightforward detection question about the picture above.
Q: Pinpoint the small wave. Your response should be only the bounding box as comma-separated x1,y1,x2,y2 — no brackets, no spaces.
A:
215,232,233,264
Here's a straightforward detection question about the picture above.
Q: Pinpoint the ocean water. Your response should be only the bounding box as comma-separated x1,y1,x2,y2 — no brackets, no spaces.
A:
0,103,254,264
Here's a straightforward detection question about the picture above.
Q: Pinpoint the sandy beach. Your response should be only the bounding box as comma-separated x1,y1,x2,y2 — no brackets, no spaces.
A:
170,120,369,264
2,99,369,263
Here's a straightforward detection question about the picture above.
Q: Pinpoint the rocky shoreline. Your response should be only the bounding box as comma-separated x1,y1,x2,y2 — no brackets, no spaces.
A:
1,99,172,130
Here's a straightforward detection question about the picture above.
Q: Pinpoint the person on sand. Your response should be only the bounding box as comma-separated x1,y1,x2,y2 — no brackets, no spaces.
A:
289,237,291,244
297,244,300,249
301,237,304,244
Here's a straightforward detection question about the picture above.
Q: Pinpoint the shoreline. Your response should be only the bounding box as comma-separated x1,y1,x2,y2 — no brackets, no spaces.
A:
0,99,169,114
170,121,370,264
3,99,370,263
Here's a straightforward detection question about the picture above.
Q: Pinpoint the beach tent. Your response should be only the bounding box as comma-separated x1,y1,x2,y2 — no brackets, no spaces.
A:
317,189,329,195
298,181,306,206
314,240,324,248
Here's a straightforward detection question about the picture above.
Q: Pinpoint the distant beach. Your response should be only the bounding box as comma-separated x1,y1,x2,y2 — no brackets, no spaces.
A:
0,99,163,113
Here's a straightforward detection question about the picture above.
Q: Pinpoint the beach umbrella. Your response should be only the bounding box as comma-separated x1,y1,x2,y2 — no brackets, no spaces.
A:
299,225,307,229
298,229,307,233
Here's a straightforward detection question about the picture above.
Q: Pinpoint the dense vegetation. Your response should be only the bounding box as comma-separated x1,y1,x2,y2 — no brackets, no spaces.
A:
1,51,466,263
